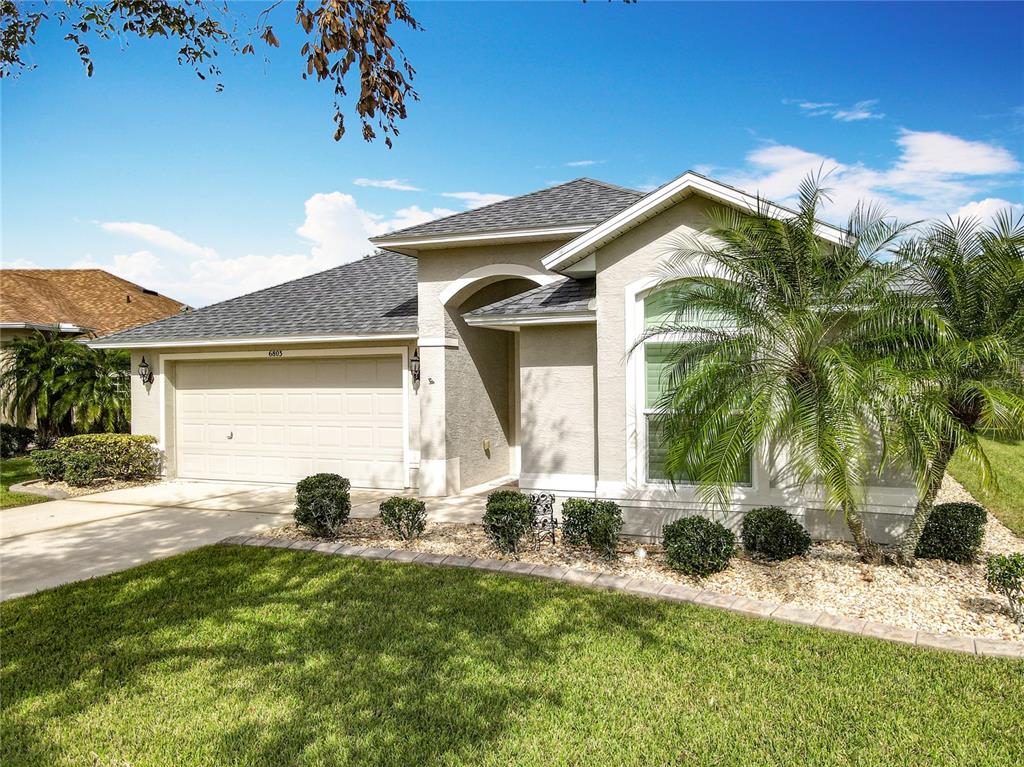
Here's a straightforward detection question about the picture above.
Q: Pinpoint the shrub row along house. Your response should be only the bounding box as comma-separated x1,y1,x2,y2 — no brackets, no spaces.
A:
89,172,918,541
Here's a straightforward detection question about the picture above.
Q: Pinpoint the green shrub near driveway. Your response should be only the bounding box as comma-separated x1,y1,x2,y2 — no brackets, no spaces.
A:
379,496,427,540
483,490,535,554
29,449,65,482
740,506,811,561
662,516,736,577
915,502,987,563
560,498,623,559
295,473,351,537
63,451,103,487
55,434,159,480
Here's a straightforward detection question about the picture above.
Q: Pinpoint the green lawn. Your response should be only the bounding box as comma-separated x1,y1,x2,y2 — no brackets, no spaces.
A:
949,436,1024,537
2,547,1021,766
0,455,44,510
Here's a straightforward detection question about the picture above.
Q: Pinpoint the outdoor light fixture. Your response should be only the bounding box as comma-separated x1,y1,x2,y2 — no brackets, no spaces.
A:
410,349,421,384
138,356,154,385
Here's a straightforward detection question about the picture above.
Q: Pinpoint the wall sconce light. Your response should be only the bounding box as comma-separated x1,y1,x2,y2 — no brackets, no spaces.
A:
410,349,421,384
138,356,154,385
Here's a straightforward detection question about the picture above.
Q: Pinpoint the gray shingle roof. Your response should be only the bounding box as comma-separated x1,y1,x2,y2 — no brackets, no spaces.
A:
91,252,417,345
373,178,643,240
465,278,595,319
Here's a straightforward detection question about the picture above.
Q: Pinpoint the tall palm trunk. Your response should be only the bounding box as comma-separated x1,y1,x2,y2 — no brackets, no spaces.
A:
896,441,955,566
843,502,882,564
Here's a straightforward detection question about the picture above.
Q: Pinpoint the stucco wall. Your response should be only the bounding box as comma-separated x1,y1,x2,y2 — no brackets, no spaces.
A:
129,340,420,487
415,241,569,492
518,324,597,494
588,194,917,538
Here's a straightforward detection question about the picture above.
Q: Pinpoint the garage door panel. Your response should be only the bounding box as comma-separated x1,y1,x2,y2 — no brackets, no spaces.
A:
175,356,405,487
377,392,403,416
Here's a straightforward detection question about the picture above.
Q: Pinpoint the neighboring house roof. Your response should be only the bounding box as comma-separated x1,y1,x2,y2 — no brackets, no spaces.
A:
464,278,595,324
371,178,643,243
0,269,188,337
542,171,849,272
90,252,418,348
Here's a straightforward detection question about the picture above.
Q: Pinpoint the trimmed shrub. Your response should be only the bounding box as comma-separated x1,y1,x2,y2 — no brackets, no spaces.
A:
379,496,427,540
483,490,535,554
915,502,987,563
63,451,103,487
741,506,811,561
560,498,623,559
662,516,736,577
30,449,64,482
55,434,159,480
986,553,1024,623
294,473,351,537
1,425,34,458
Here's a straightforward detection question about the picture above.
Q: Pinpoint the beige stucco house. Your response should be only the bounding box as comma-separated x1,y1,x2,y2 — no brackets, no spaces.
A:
90,172,918,541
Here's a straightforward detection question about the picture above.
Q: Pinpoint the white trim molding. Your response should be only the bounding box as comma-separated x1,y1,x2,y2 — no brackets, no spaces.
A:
370,224,592,254
417,337,460,348
89,332,417,350
1,321,91,334
438,263,559,307
542,171,849,272
463,311,596,331
520,472,597,494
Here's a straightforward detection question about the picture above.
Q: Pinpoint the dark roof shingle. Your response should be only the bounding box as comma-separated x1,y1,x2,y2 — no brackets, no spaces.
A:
373,178,643,240
465,278,595,319
92,252,417,345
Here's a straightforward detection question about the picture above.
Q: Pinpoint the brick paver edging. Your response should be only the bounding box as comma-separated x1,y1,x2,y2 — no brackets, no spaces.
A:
220,535,1024,659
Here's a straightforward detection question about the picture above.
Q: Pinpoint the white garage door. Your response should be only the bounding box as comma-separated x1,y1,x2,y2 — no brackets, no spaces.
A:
174,356,406,487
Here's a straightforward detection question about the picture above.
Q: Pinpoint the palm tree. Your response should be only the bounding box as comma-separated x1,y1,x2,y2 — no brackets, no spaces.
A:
642,175,914,562
0,330,132,443
58,345,131,434
889,212,1024,564
0,330,78,444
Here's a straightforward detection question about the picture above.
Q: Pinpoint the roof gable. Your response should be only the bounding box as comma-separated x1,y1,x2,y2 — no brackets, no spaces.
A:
541,171,849,272
90,252,417,348
371,178,643,244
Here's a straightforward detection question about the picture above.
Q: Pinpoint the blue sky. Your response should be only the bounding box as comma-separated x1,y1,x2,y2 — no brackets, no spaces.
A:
3,1,1022,306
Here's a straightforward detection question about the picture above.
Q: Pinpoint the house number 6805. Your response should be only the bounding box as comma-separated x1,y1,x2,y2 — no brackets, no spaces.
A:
267,350,284,357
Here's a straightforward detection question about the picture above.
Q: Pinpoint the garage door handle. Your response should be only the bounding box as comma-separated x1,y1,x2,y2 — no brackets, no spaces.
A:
227,431,233,440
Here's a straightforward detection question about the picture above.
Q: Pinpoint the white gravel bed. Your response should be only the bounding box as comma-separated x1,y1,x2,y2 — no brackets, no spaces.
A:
263,473,1023,642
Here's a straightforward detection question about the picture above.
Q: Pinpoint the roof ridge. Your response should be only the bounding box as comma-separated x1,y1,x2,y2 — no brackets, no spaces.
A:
577,177,643,195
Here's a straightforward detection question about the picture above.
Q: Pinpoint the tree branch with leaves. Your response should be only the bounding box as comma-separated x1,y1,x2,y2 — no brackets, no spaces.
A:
1,0,421,146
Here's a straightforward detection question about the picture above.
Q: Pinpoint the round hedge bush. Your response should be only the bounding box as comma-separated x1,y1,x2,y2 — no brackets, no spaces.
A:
30,449,64,482
915,502,987,563
561,498,623,558
662,516,736,576
379,496,427,540
63,451,103,487
740,506,811,561
483,490,535,554
294,473,351,537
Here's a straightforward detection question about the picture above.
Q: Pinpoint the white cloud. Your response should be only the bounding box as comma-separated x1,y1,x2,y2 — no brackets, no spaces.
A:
352,177,420,192
952,198,1024,224
894,129,1020,176
793,99,884,122
565,160,599,167
4,258,41,269
442,191,511,209
722,128,1023,224
98,221,217,259
72,250,163,285
81,193,455,306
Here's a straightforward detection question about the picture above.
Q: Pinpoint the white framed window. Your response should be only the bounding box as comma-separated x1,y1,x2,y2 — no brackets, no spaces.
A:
638,285,751,486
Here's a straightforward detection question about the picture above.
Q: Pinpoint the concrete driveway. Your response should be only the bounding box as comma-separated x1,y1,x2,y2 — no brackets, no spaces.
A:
0,481,397,601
